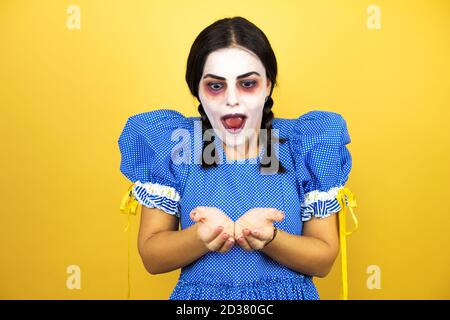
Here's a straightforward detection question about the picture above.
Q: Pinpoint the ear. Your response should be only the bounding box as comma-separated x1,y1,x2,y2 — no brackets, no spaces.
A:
266,78,272,92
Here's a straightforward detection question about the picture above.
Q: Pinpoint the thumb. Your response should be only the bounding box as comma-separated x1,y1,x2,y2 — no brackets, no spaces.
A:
268,210,285,222
189,208,206,223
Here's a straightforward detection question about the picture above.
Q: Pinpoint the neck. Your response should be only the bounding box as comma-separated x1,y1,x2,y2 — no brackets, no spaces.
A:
223,134,260,161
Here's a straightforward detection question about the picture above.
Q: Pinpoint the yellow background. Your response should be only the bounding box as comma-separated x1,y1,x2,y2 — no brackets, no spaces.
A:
0,0,449,299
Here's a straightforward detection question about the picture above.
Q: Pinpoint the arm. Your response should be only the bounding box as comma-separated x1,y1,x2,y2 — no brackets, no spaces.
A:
137,205,234,275
137,206,208,275
259,214,340,278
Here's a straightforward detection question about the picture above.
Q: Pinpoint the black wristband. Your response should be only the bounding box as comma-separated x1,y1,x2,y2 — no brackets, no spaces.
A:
263,226,278,247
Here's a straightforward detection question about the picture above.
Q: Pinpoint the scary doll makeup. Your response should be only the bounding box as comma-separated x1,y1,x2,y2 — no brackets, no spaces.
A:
198,46,272,158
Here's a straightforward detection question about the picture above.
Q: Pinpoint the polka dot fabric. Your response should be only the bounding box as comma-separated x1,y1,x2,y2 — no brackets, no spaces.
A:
289,111,352,221
118,110,192,216
117,109,352,300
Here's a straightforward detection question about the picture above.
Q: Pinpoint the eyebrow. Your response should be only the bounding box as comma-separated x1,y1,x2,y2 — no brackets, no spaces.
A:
202,71,261,81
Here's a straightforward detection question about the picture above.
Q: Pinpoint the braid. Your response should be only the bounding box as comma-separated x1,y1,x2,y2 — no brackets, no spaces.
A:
260,96,286,174
198,103,219,168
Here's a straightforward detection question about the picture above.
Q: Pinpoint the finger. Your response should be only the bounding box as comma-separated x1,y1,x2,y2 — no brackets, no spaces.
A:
250,229,267,241
236,237,252,251
203,225,224,243
267,210,285,222
244,231,265,250
208,232,230,252
218,237,235,253
190,208,207,223
221,237,235,252
236,230,253,251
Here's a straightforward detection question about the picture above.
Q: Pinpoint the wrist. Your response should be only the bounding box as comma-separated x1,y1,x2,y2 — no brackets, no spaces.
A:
263,225,278,248
192,223,209,253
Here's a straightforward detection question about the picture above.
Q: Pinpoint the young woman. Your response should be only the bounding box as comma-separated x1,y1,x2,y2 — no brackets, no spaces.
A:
118,16,353,300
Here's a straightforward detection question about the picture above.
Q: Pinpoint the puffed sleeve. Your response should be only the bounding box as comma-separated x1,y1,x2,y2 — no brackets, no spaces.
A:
118,109,192,218
289,110,352,222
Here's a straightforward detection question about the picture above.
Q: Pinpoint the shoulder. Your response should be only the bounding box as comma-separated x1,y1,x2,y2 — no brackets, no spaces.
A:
294,110,348,138
118,109,202,217
280,111,353,206
123,108,194,133
274,110,349,145
118,108,196,184
119,108,196,150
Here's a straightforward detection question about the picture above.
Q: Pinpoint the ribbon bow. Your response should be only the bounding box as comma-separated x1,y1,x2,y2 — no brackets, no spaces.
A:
336,187,358,300
119,183,139,299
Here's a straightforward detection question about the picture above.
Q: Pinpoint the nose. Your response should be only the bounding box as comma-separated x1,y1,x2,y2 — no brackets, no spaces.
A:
226,86,239,107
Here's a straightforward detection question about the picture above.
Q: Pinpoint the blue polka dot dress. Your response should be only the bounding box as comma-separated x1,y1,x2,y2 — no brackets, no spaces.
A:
118,108,352,300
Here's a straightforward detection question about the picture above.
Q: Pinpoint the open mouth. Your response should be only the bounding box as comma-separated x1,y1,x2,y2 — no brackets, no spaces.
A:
221,113,247,134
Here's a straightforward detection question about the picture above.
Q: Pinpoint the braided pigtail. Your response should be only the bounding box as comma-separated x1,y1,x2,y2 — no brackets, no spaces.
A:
259,96,286,174
198,103,219,168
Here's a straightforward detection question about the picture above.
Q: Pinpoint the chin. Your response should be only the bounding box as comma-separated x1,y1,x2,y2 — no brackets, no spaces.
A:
219,131,247,147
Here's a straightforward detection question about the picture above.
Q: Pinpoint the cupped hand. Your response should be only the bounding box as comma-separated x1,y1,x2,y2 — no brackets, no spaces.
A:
235,208,285,251
189,206,235,253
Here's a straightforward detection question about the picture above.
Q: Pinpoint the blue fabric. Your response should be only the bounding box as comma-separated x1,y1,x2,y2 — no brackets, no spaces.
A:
118,109,192,217
289,111,352,221
118,109,352,300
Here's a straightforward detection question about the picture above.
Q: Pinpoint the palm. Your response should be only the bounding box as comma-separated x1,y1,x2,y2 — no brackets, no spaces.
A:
192,207,234,243
235,208,280,241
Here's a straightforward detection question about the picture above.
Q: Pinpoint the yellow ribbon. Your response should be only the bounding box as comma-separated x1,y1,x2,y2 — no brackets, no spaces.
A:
119,183,139,300
336,187,358,300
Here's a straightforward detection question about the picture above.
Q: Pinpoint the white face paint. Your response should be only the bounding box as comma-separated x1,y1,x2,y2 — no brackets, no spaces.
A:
198,46,272,159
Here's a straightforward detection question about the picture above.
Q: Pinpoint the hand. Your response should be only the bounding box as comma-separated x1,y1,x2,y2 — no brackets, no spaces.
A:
235,208,285,251
189,206,235,253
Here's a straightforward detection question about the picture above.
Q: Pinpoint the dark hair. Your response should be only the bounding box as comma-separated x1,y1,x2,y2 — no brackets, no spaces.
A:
185,16,286,174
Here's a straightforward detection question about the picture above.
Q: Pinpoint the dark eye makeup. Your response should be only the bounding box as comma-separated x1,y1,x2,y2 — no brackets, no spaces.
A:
207,80,257,92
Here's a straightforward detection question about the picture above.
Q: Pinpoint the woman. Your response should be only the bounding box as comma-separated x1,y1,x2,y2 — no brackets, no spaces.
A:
118,16,353,299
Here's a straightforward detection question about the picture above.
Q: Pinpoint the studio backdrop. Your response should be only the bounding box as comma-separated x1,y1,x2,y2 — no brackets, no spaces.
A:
0,0,449,299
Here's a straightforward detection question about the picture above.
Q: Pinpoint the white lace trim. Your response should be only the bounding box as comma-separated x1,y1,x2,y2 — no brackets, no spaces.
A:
301,210,337,222
302,185,344,206
135,180,181,202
